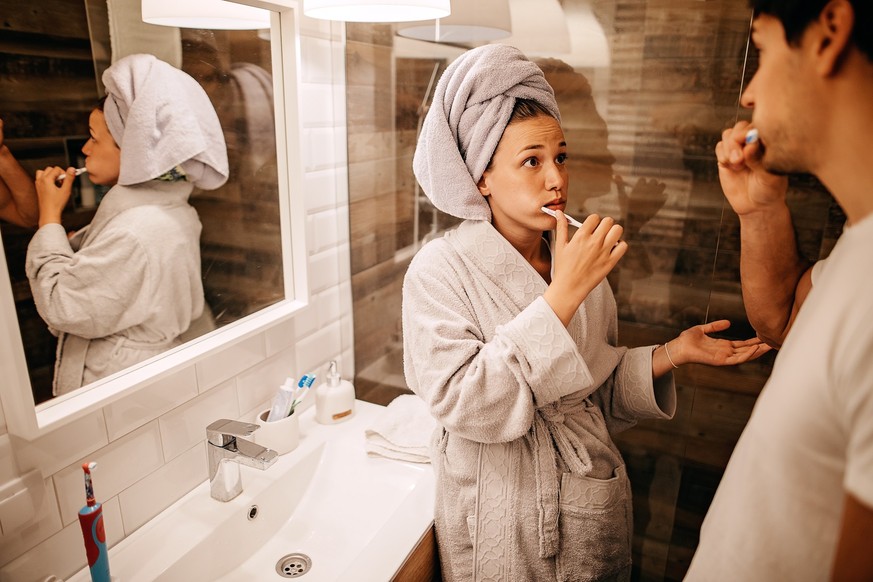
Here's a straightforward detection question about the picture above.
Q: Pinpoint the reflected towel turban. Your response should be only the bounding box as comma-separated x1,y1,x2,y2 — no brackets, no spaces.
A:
102,53,229,190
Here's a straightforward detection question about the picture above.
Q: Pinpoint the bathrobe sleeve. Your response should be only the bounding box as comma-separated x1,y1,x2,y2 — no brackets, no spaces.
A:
590,346,677,435
26,222,153,339
402,240,596,445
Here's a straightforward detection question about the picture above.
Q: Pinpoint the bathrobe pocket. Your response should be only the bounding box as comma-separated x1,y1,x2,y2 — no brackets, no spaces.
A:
556,465,632,582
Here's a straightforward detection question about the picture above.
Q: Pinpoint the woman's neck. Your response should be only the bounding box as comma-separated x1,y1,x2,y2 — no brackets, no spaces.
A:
496,224,551,283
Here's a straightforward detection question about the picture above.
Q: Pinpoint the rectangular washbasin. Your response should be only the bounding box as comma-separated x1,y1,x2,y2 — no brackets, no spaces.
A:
69,400,435,581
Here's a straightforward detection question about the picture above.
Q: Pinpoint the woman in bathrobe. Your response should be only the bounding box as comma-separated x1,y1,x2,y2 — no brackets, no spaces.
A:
26,54,228,396
402,44,770,582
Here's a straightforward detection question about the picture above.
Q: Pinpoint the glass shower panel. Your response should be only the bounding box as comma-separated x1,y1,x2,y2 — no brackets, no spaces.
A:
347,1,845,580
558,3,763,579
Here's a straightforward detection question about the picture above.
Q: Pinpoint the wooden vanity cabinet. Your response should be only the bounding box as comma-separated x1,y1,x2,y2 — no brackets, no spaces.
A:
392,524,441,581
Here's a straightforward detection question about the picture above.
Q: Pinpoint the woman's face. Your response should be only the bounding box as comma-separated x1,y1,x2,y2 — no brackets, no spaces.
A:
81,109,121,187
477,114,568,238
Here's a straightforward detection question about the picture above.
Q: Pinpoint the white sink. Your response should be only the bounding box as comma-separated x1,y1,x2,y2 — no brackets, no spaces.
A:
69,401,435,582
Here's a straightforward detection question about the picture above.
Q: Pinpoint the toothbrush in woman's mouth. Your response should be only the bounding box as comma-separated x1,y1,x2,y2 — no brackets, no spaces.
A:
541,206,583,228
55,167,88,183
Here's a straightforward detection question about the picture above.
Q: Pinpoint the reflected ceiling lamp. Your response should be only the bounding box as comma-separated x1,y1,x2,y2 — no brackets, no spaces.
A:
304,0,451,22
396,0,511,44
563,1,611,68
141,0,271,29
499,0,570,56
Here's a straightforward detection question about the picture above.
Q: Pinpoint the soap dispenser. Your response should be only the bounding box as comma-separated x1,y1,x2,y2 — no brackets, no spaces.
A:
315,360,355,424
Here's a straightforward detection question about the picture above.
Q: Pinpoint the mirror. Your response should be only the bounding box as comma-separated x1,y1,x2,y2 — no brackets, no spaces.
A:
0,0,306,438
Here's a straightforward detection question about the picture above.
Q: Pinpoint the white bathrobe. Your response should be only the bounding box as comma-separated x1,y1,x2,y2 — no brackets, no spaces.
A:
26,180,204,395
402,220,676,582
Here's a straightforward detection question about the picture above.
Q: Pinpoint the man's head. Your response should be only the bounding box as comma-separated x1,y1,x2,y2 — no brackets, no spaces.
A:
741,0,870,176
749,0,871,61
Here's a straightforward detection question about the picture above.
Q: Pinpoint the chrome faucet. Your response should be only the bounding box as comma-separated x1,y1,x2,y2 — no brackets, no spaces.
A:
206,419,278,502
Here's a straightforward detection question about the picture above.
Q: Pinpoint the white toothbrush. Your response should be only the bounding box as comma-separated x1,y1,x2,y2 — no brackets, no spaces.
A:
56,167,88,183
541,206,583,228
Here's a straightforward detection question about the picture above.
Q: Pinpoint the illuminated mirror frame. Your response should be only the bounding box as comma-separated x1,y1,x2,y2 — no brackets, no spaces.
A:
0,0,307,440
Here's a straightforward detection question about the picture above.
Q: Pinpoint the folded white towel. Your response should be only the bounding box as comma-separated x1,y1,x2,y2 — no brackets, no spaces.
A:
364,394,437,464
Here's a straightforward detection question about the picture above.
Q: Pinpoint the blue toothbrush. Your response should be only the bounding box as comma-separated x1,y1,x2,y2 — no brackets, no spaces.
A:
288,373,316,415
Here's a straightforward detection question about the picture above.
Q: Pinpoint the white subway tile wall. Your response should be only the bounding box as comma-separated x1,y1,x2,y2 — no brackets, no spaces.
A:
0,18,352,581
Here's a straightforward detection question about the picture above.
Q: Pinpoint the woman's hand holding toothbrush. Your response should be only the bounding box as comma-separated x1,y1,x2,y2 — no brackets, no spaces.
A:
544,210,627,327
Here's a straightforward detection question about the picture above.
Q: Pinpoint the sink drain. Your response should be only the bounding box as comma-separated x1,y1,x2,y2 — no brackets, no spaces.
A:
276,553,312,578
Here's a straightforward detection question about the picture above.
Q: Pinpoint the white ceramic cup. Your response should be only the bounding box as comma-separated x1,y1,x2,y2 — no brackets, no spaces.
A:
254,408,300,454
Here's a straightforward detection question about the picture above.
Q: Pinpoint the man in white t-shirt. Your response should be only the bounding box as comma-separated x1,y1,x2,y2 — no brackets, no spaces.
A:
686,1,873,580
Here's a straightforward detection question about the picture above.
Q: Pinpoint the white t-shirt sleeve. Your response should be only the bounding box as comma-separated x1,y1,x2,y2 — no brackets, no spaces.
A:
840,308,873,508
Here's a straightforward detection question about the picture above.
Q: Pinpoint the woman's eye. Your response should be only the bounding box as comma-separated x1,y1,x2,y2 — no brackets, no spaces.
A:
522,157,539,168
557,153,567,164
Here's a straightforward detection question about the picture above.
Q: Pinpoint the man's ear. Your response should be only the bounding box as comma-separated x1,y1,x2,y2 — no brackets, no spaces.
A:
813,0,855,76
477,175,490,197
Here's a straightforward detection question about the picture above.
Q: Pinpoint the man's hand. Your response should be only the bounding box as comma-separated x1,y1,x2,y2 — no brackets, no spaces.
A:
715,121,789,216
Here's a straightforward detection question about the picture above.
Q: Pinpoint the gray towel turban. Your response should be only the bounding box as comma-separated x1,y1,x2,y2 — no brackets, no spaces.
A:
413,44,561,221
102,53,229,190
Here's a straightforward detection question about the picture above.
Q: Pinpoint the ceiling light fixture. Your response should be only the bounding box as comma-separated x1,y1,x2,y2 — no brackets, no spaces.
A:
141,0,271,30
304,0,450,23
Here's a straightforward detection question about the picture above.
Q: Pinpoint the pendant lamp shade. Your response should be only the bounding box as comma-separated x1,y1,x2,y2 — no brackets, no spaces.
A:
396,0,511,43
304,0,450,22
141,0,271,29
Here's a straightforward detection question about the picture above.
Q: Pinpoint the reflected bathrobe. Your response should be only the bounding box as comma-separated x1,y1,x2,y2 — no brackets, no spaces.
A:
26,180,204,395
402,220,676,582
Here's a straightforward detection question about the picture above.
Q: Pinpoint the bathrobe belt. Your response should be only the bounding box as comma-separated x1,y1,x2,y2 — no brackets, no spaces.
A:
532,390,593,559
54,332,177,396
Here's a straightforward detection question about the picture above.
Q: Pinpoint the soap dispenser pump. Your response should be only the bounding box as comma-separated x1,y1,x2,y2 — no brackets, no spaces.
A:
315,360,355,424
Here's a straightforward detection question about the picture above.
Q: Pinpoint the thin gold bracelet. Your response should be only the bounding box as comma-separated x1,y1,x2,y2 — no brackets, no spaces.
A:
664,341,679,369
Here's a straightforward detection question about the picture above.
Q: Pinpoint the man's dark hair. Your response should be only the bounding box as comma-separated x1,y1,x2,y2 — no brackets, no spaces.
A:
749,0,872,60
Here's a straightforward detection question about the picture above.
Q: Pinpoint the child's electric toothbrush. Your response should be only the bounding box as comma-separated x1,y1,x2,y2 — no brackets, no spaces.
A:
78,462,111,582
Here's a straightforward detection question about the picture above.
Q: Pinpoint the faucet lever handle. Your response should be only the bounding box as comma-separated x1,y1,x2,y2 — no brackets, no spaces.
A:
206,419,260,446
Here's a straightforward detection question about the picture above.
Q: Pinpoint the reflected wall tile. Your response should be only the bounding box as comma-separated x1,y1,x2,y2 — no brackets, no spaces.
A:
345,23,393,47
0,436,16,485
308,246,341,293
300,83,335,127
299,36,334,84
304,169,339,213
302,127,339,173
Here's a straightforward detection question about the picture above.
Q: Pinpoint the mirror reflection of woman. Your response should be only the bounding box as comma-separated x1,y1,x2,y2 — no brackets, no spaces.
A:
26,53,229,396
